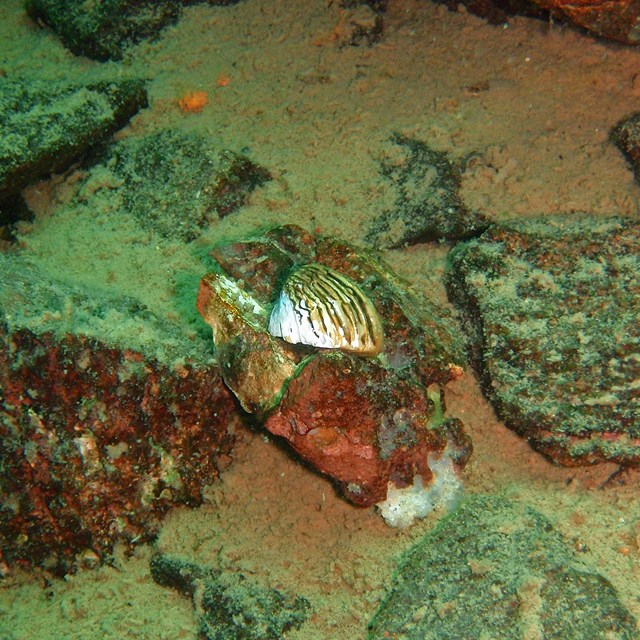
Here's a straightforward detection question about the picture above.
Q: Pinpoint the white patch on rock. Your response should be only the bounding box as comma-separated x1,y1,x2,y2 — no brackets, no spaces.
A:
376,448,463,529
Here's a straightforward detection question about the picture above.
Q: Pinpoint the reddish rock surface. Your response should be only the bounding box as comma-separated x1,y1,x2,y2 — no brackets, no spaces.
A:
534,0,640,45
435,0,640,45
265,354,470,505
0,325,239,575
0,253,242,574
197,225,471,507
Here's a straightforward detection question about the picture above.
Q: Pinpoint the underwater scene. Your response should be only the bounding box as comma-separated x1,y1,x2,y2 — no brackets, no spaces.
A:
1,0,639,638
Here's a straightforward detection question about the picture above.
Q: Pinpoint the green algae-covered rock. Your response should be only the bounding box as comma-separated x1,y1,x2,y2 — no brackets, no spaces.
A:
105,129,270,241
26,0,182,61
368,495,637,639
447,216,640,466
0,77,147,204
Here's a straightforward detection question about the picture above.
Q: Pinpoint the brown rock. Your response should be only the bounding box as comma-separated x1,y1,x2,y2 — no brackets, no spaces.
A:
435,0,640,45
611,112,640,181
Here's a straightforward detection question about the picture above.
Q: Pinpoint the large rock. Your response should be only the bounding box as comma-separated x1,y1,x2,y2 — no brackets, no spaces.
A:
0,254,240,574
0,77,147,206
197,225,471,514
434,0,640,45
26,0,183,62
368,495,638,639
447,216,640,466
532,0,640,45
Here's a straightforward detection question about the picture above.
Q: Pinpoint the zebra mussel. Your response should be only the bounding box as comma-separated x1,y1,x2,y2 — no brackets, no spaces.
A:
268,263,383,355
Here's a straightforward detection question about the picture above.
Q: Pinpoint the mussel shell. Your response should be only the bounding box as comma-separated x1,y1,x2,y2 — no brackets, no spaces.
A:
268,263,383,355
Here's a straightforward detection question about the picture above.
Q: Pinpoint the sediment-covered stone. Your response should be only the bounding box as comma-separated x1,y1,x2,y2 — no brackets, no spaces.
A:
368,495,638,639
0,77,147,205
447,216,640,466
367,134,489,248
26,0,183,61
101,129,270,241
26,0,247,62
151,553,311,640
612,112,640,182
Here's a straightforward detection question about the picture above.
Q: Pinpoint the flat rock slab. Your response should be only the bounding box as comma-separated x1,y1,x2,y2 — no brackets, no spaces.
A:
368,495,638,639
0,77,147,205
151,554,311,640
100,129,270,241
197,225,471,508
0,254,240,574
366,134,490,248
447,216,640,466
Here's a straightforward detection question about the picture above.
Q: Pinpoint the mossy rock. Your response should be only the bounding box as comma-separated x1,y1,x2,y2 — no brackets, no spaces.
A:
368,495,637,639
447,215,640,466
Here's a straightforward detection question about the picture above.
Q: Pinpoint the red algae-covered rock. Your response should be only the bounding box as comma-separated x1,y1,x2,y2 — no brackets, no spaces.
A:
532,0,640,45
434,0,640,45
197,225,471,517
0,256,240,574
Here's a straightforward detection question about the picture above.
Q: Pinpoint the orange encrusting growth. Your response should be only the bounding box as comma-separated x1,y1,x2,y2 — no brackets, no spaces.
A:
178,90,208,113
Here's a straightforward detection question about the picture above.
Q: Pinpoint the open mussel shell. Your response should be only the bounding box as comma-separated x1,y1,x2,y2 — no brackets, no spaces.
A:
268,262,383,355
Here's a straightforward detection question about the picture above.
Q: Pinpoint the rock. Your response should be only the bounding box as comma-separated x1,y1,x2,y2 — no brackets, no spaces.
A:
197,225,472,514
611,112,640,182
367,134,489,249
0,77,147,205
434,0,640,45
532,0,640,45
447,216,640,466
150,553,311,640
26,0,247,61
433,0,546,26
26,0,183,62
342,5,384,47
339,0,388,10
0,254,240,574
99,129,270,241
368,495,638,639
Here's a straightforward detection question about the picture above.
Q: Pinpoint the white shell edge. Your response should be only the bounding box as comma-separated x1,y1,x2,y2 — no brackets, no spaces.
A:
268,290,339,349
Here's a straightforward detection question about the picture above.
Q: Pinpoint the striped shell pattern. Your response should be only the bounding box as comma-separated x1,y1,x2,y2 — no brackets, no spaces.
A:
268,263,383,355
